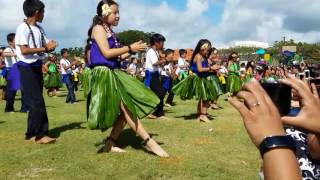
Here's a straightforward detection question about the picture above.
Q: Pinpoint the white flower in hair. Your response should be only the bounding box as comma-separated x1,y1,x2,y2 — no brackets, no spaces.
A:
102,4,112,16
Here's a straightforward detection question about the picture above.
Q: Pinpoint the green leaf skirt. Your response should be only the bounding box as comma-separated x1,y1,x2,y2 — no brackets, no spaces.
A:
85,66,160,131
208,75,223,98
0,76,7,87
172,74,220,101
226,73,241,94
82,67,92,98
43,73,62,88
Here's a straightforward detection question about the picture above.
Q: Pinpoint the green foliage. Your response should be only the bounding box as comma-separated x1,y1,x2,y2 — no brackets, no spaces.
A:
117,30,153,46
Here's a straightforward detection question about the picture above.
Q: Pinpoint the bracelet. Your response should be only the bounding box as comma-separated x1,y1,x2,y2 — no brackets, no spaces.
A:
259,135,296,158
128,45,133,54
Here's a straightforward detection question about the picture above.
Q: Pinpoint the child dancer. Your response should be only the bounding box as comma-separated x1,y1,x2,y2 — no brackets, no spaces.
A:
161,49,175,107
44,54,61,97
226,52,241,97
85,0,168,157
173,39,219,123
15,0,57,143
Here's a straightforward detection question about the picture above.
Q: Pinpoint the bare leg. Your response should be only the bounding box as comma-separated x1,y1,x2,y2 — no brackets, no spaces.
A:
198,100,210,123
120,102,169,157
103,114,127,152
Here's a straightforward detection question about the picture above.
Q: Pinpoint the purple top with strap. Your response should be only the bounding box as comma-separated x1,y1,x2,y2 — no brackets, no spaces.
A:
89,26,121,69
191,59,210,78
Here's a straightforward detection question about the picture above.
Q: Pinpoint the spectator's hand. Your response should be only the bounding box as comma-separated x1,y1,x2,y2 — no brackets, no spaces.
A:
280,76,320,135
46,40,57,51
229,79,285,147
130,40,147,53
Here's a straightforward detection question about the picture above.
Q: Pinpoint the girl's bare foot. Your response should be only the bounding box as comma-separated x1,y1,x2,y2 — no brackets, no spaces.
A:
210,103,219,110
198,114,211,123
144,137,169,158
102,137,126,153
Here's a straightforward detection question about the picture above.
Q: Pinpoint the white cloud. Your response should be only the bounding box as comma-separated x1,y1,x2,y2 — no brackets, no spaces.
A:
1,0,320,49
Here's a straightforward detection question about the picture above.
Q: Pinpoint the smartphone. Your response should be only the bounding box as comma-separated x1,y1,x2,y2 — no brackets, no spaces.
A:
298,73,305,80
310,78,320,95
261,83,292,116
304,70,310,79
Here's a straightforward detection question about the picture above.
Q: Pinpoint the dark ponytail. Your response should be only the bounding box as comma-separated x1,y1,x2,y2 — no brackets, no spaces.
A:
84,0,118,62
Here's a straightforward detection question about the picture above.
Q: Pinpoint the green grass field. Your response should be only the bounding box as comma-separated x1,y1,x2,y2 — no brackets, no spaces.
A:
0,88,261,180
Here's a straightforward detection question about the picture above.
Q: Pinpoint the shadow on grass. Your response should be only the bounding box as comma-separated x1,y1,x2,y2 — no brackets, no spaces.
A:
0,121,4,124
95,129,164,153
49,122,85,138
57,94,67,97
174,113,198,120
174,113,215,121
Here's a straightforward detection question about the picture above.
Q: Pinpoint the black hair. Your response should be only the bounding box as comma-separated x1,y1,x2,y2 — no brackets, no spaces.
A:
85,0,118,53
7,33,15,42
246,61,254,70
165,49,174,57
179,49,186,56
150,33,166,46
61,48,68,56
23,0,45,17
191,39,212,63
228,52,238,61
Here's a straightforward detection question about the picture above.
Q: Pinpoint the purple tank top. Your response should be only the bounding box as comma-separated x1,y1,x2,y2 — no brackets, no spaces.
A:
89,26,121,69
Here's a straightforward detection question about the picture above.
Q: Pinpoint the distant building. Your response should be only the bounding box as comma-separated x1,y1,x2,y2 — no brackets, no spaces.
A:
233,41,270,49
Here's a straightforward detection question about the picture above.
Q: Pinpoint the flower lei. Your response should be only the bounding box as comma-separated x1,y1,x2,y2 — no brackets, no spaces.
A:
102,23,121,61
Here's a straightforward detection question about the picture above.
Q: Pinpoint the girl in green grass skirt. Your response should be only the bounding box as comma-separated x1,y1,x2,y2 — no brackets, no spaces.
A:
173,39,220,123
43,55,61,97
226,52,241,96
84,0,168,157
243,61,254,84
208,48,223,109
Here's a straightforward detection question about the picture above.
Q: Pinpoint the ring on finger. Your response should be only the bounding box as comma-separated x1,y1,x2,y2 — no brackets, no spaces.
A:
252,102,261,107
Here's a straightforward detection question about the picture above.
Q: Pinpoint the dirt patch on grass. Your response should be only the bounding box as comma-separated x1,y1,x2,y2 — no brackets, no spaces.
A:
160,156,183,166
16,168,54,178
193,137,211,145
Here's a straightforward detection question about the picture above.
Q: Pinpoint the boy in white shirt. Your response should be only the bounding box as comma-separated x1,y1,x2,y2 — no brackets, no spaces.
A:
60,48,77,104
161,49,175,107
3,33,27,113
145,34,166,118
177,49,189,80
15,0,57,144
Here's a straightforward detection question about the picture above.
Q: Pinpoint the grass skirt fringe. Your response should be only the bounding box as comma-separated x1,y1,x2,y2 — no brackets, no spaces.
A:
172,75,218,101
0,76,6,87
44,73,61,88
208,75,223,98
82,67,92,98
226,73,241,94
87,67,160,131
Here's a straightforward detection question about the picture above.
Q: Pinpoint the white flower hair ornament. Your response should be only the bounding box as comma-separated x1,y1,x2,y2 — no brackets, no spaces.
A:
101,4,112,16
200,43,210,50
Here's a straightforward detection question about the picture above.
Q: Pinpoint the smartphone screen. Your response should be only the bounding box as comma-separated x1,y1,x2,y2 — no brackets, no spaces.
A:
261,83,292,116
310,79,320,95
304,70,310,79
299,73,305,80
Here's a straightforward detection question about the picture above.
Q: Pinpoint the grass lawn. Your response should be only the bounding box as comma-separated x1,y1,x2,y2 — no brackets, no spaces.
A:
0,88,261,180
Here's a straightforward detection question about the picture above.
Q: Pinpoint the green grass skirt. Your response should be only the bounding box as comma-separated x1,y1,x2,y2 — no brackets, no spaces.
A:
208,75,223,98
86,67,160,131
43,73,61,88
82,68,92,98
172,75,219,101
0,76,6,87
226,74,241,94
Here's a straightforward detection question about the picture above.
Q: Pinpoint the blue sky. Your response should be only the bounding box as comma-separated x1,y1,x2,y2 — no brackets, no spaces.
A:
1,0,320,49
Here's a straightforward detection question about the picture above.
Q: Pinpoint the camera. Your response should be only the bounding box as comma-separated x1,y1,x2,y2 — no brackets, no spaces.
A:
261,82,292,116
